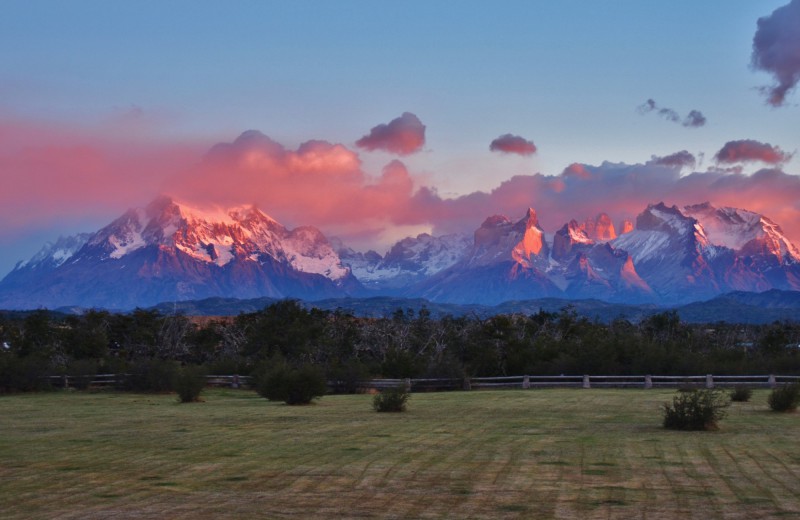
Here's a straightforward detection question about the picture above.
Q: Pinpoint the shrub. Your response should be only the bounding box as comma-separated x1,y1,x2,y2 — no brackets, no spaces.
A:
373,385,410,412
768,383,800,412
729,386,753,402
175,365,207,403
0,355,52,393
255,364,327,405
663,389,730,431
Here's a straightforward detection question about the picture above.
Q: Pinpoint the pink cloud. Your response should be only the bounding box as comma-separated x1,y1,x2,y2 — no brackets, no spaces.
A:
714,139,792,164
489,134,537,156
355,112,425,155
2,115,799,266
752,0,800,106
0,114,201,235
167,131,420,241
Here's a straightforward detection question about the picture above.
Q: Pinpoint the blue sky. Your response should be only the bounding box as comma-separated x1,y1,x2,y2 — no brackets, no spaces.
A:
0,0,798,276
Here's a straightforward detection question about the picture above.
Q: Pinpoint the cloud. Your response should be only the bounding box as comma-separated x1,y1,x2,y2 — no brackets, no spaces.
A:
355,112,426,155
405,161,800,251
0,114,200,236
489,134,537,156
637,99,707,128
168,131,421,242
650,151,697,169
2,114,800,272
561,163,592,179
752,0,800,106
683,110,706,128
714,139,792,164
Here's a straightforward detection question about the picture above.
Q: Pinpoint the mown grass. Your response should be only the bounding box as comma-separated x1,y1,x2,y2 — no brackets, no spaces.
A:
0,388,798,519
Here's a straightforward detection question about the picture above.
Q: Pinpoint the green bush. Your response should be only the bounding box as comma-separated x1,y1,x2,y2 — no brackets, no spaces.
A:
767,383,800,412
175,365,207,403
255,364,327,405
663,389,730,431
373,385,410,412
729,386,753,402
731,386,753,403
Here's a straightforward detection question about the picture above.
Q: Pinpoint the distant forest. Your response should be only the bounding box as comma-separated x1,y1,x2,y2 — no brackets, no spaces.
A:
2,300,800,392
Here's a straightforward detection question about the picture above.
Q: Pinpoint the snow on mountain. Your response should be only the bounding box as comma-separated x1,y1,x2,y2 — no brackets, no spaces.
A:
337,233,471,290
85,196,350,282
610,203,722,302
12,233,92,271
552,220,593,261
684,202,800,264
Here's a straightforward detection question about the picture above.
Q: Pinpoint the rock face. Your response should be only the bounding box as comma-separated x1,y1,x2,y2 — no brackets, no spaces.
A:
414,209,561,305
582,212,617,241
2,199,800,309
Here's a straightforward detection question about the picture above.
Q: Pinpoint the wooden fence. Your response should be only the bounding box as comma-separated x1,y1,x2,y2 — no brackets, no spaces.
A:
46,373,800,391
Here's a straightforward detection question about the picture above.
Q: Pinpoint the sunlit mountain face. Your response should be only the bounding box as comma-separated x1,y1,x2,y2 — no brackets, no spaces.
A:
1,197,798,310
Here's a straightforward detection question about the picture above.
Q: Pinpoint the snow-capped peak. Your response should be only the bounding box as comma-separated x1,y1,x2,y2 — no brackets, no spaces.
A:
13,233,91,271
684,202,800,263
88,196,350,281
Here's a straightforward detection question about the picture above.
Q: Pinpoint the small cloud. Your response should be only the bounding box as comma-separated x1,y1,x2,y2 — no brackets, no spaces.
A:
355,112,425,155
636,98,657,114
752,0,800,106
658,107,681,123
489,134,537,156
714,139,792,164
637,99,707,128
651,151,697,169
682,110,707,128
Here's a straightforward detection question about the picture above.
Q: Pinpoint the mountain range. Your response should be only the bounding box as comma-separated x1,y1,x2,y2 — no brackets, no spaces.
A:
1,196,799,311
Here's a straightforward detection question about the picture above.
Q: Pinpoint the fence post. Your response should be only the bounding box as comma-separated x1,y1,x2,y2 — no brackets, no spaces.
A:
463,377,471,391
706,374,714,389
522,375,530,389
62,374,69,389
231,374,240,389
644,374,652,389
404,378,412,392
768,374,777,389
582,375,590,389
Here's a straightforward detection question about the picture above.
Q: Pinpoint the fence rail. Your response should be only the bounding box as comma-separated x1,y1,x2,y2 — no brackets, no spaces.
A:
44,373,800,391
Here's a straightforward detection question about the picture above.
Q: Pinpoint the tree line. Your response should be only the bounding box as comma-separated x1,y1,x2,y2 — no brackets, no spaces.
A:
2,300,800,392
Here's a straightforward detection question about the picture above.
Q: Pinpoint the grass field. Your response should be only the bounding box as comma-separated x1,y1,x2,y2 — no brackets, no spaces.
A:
1,388,799,519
